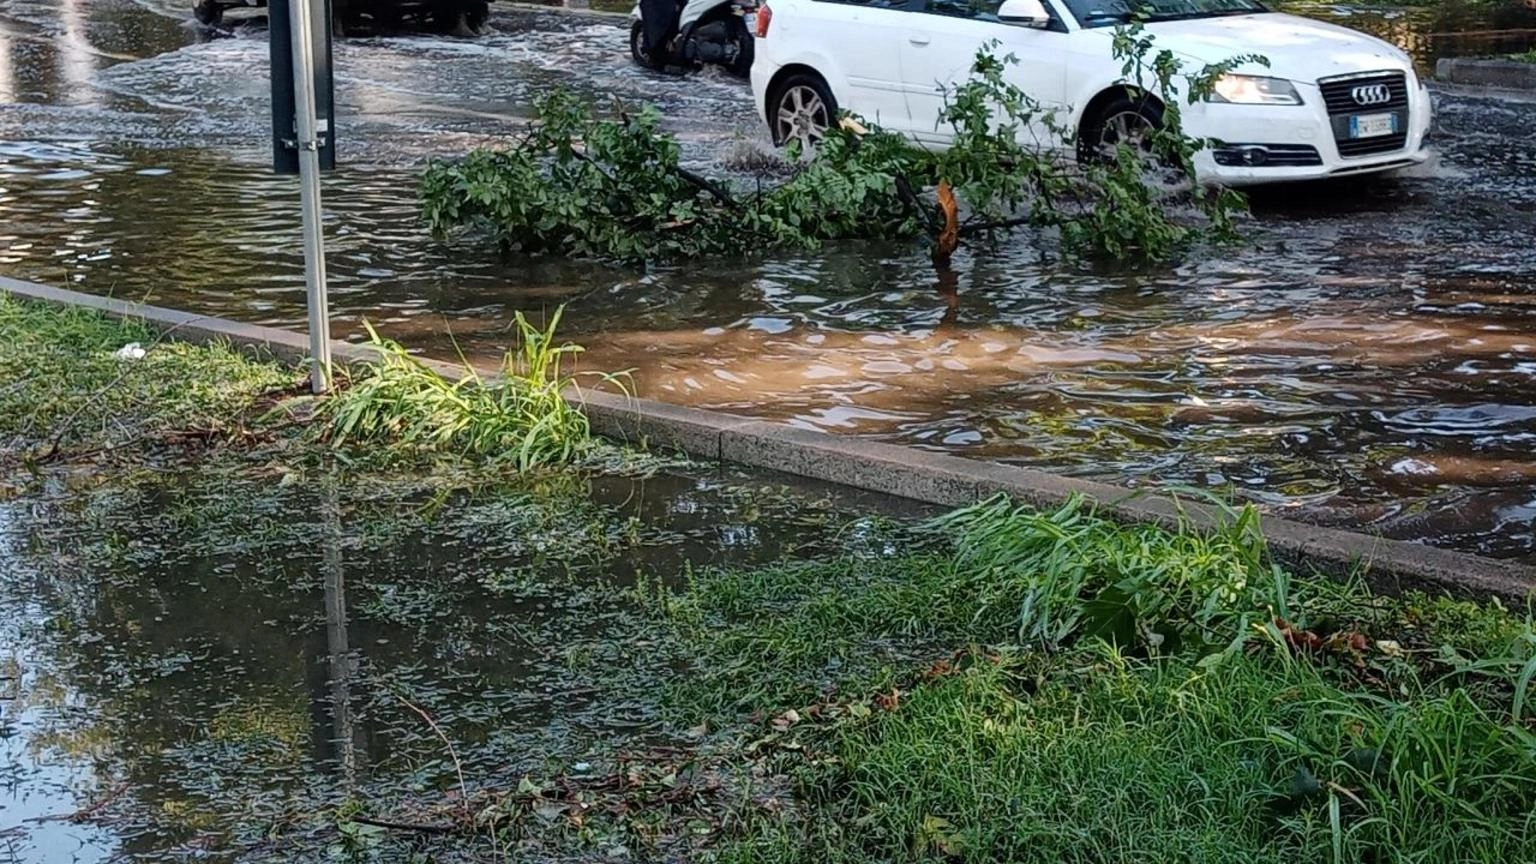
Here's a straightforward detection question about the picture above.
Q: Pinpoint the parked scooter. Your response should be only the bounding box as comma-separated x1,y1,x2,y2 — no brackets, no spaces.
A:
630,0,756,78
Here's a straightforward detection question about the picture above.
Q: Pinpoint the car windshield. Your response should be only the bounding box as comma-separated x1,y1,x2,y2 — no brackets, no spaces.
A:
1062,0,1267,27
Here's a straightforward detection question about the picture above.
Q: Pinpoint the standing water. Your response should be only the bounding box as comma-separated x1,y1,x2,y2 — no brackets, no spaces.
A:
1,0,1535,558
0,462,921,861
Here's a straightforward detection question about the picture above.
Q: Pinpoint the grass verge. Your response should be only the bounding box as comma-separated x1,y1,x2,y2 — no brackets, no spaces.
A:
7,293,1534,862
0,296,608,472
0,293,298,459
635,501,1536,863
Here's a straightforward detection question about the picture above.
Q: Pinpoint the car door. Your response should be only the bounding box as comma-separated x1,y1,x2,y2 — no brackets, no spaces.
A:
898,0,1070,147
817,0,926,135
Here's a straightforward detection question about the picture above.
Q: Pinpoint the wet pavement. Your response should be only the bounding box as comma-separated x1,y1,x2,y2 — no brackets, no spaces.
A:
2,0,1536,559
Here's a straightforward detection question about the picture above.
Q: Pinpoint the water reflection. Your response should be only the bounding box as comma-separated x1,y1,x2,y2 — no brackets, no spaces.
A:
320,476,361,793
0,463,910,860
55,0,99,108
1286,0,1536,66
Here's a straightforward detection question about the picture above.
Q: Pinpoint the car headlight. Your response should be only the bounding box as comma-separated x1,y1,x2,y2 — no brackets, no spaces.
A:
1208,75,1303,106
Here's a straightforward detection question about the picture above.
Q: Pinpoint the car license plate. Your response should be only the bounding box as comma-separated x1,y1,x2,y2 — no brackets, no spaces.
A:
1349,112,1397,139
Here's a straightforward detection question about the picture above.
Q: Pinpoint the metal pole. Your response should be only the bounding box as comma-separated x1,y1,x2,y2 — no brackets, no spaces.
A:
288,0,331,393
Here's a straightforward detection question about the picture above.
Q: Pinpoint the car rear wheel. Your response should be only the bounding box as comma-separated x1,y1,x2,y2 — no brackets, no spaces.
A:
770,73,835,150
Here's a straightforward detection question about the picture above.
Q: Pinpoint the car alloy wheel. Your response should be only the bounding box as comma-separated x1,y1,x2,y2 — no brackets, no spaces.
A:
775,83,830,150
1096,109,1157,157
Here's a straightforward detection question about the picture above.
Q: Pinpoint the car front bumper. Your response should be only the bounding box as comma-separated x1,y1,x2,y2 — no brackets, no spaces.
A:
1186,77,1434,186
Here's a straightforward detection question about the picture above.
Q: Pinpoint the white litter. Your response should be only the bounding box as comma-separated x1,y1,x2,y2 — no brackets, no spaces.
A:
114,342,147,361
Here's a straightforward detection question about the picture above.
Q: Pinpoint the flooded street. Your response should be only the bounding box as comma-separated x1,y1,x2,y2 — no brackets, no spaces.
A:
3,0,1536,560
2,1,1536,857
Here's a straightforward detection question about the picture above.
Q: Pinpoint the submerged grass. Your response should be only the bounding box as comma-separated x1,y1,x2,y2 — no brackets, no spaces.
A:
315,307,607,469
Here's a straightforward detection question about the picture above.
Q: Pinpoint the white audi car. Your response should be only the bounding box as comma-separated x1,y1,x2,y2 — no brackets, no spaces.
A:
748,0,1433,185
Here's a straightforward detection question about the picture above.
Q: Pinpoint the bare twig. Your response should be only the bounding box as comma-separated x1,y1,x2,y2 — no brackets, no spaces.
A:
958,215,1034,238
894,175,941,235
392,691,469,807
674,165,742,212
350,815,459,835
26,781,131,824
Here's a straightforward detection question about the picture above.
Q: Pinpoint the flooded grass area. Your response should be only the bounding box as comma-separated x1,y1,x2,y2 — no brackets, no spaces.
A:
1,0,1535,563
0,296,923,860
2,301,1534,863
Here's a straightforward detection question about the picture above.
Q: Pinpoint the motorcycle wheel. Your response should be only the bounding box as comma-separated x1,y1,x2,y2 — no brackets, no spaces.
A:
726,17,752,78
630,20,662,70
461,0,488,33
192,0,223,26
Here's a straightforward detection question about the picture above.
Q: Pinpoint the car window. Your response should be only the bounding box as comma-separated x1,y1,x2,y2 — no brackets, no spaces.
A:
813,0,919,8
1061,0,1265,27
923,0,1005,18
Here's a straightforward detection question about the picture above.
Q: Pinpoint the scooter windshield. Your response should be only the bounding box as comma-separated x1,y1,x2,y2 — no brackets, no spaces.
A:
678,0,731,31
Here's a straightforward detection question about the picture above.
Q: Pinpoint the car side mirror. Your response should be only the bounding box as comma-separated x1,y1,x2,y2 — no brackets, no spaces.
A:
998,0,1050,27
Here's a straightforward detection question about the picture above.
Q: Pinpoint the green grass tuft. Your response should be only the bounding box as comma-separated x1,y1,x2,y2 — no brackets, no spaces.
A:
930,494,1282,653
315,307,605,469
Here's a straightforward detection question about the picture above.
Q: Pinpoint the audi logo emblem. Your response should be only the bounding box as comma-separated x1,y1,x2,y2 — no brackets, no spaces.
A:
1351,84,1392,106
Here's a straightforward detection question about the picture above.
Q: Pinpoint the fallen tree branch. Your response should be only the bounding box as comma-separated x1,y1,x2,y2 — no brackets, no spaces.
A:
674,165,742,212
958,215,1034,238
350,815,460,835
615,111,741,212
894,175,941,236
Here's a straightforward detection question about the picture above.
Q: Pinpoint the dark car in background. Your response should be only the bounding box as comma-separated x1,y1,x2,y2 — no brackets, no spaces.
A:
192,0,492,35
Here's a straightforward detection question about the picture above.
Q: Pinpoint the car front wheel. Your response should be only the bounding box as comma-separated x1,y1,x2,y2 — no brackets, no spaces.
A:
1079,94,1164,164
770,73,835,150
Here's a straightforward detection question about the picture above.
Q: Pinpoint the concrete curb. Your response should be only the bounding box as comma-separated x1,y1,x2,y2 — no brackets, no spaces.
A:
5,276,1534,601
1435,57,1536,90
502,2,628,19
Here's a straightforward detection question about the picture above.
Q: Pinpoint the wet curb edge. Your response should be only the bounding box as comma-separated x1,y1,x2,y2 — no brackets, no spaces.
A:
5,276,1533,602
1435,57,1536,91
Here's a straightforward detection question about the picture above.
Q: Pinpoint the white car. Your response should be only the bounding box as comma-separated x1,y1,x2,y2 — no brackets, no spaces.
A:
748,0,1433,185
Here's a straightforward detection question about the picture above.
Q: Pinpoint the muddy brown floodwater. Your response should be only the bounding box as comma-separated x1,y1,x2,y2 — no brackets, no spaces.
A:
2,0,1536,559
